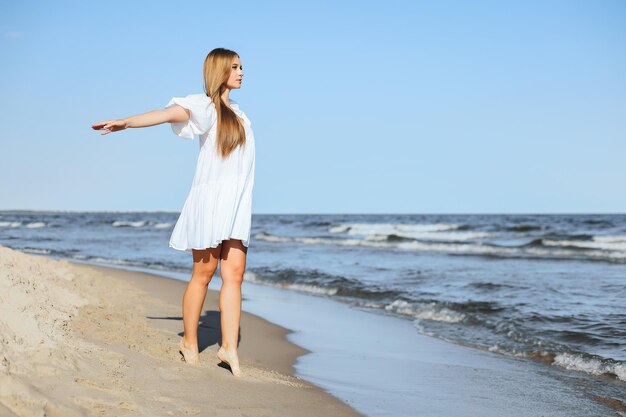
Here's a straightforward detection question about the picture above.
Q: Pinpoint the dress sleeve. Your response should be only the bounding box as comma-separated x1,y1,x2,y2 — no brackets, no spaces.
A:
165,94,214,140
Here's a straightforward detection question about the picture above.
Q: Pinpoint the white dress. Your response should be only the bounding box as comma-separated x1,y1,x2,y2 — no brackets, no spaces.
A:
165,93,255,251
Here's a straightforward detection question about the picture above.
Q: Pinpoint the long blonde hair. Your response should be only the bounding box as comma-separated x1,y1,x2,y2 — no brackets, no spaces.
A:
202,48,246,159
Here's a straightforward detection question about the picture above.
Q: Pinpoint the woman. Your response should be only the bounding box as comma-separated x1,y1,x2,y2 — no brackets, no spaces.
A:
91,48,255,377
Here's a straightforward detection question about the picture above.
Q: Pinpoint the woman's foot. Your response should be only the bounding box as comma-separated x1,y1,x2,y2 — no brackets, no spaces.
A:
217,346,242,376
178,337,199,365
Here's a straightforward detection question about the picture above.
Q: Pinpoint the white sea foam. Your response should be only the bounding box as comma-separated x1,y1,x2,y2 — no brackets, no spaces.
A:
593,235,626,243
488,344,504,353
72,255,145,268
385,299,466,323
543,235,626,252
384,299,416,315
553,352,626,382
286,283,339,295
524,246,626,260
112,220,146,228
87,256,136,266
354,300,386,309
0,221,22,228
328,222,483,242
25,222,46,228
153,222,173,229
256,232,389,248
365,231,493,242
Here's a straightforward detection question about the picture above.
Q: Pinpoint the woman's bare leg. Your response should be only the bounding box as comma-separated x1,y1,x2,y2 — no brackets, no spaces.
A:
181,246,221,357
216,238,247,376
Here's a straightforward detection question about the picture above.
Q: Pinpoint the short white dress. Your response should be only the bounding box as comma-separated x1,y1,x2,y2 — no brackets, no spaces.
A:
165,93,255,251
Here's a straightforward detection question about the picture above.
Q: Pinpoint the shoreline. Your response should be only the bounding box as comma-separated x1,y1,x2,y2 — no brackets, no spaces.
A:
65,259,623,417
2,245,622,416
0,246,364,417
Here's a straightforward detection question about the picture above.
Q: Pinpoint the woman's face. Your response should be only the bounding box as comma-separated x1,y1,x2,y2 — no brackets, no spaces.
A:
226,56,243,90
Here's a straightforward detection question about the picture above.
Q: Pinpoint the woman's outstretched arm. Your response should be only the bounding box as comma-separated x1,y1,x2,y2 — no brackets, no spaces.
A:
91,105,191,135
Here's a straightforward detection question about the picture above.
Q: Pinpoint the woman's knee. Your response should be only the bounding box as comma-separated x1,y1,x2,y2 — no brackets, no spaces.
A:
219,240,247,284
191,247,221,286
220,263,245,284
192,265,217,286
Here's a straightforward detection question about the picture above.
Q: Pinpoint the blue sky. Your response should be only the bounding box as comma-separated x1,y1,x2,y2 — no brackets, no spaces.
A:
1,0,624,214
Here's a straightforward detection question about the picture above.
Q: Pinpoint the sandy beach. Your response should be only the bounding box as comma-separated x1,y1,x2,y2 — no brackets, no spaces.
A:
1,238,622,417
0,245,363,417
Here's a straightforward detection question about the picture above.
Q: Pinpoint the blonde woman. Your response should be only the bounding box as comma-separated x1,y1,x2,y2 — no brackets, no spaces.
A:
91,48,255,377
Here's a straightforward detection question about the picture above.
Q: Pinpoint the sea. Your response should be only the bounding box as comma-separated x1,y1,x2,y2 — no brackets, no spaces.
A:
1,210,624,410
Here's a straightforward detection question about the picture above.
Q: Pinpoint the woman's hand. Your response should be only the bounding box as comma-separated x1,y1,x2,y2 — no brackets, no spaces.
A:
91,119,128,135
92,109,174,133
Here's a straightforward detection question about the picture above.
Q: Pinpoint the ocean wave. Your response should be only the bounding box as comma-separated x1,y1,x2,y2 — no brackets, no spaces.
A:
244,272,340,296
411,317,626,383
25,222,46,228
20,247,52,255
502,348,626,382
501,224,544,232
244,268,403,300
582,219,614,226
69,254,175,273
243,270,342,296
112,220,147,228
328,223,462,237
366,230,493,242
380,298,507,322
354,299,465,324
542,235,626,252
304,220,333,228
552,351,626,382
254,231,626,263
247,267,626,385
110,220,173,229
328,223,473,240
0,221,22,228
383,299,466,323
